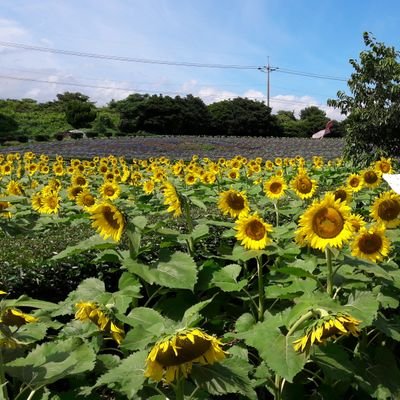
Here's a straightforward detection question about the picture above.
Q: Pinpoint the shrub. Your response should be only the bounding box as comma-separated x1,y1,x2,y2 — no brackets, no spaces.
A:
35,133,50,141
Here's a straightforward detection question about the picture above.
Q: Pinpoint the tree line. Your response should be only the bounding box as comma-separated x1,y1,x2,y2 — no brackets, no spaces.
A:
0,92,343,144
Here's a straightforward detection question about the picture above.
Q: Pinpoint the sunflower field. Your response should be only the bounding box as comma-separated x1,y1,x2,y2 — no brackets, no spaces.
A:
1,150,400,399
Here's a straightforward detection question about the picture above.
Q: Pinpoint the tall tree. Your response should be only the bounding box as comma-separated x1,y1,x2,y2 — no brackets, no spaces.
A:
208,98,281,136
299,106,329,137
328,32,400,163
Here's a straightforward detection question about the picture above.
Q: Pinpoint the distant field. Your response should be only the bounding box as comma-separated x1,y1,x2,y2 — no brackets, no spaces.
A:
0,135,344,160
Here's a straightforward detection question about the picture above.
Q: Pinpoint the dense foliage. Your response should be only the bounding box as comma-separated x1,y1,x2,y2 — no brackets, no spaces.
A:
328,32,400,164
0,92,335,143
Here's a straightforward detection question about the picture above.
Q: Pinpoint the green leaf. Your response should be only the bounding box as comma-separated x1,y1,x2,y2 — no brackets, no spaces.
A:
235,313,256,333
237,315,307,382
6,337,96,387
191,356,257,400
312,343,356,383
124,250,198,290
51,234,116,260
374,313,400,341
344,290,380,327
191,223,209,242
84,351,148,399
190,197,207,210
67,278,106,303
181,298,214,328
211,264,248,292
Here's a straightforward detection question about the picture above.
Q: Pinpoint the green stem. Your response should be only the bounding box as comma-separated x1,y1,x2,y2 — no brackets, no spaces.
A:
325,247,333,297
184,200,194,257
287,310,315,338
256,256,265,322
174,377,185,400
273,201,279,227
0,349,9,400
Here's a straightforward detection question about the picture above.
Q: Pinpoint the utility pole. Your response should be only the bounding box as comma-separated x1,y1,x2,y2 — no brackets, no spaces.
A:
258,58,278,108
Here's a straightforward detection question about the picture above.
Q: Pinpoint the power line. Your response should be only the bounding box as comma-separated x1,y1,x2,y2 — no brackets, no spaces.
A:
0,41,260,70
0,41,349,82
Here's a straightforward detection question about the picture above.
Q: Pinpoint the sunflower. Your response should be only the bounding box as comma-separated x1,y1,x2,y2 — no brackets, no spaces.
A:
348,213,366,233
0,308,39,327
227,168,240,180
333,186,352,204
144,328,226,383
99,181,121,200
41,193,61,214
361,168,381,189
162,181,182,218
75,302,125,344
291,173,318,199
351,224,390,262
218,189,250,218
67,185,84,201
263,175,287,200
142,179,155,195
296,193,353,251
235,213,273,250
346,173,363,192
89,202,125,242
375,157,393,174
6,180,23,196
76,190,96,209
71,174,88,187
0,200,11,218
293,313,361,353
371,191,400,228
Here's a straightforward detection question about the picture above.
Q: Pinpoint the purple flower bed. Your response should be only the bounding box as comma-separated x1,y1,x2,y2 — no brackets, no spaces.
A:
0,135,344,160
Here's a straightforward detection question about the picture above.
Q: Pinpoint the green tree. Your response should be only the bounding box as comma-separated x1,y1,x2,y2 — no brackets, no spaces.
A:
208,98,281,136
0,113,18,143
328,32,400,163
64,99,97,129
299,106,329,137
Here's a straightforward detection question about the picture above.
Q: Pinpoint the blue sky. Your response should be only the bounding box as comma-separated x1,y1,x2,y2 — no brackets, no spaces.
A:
1,0,400,119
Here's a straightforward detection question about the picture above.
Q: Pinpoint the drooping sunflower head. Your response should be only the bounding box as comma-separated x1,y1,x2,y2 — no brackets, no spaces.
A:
75,302,125,344
145,328,226,383
235,213,273,250
0,308,39,327
361,168,382,189
218,189,250,218
263,175,287,200
346,173,363,192
351,224,390,263
371,191,400,228
89,202,125,242
293,312,361,353
296,193,353,251
291,173,318,199
162,181,182,218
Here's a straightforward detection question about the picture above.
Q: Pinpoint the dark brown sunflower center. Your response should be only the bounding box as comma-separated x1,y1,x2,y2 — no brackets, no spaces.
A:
227,193,245,210
76,177,86,186
245,220,266,240
312,206,344,239
105,187,116,196
83,195,95,206
349,177,360,187
156,336,211,366
334,190,347,202
71,186,83,198
297,177,312,193
47,197,58,209
358,233,382,254
364,171,378,184
378,199,400,221
0,201,9,210
103,207,120,229
380,162,391,173
270,182,282,194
